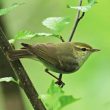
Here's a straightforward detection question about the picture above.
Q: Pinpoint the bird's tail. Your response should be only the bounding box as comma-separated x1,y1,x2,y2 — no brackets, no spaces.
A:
8,49,32,61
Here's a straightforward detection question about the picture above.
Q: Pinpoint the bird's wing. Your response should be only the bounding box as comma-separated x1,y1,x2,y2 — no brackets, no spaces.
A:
21,43,59,67
21,43,79,73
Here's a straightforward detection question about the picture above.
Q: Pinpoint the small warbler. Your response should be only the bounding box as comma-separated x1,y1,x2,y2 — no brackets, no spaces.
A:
9,42,100,87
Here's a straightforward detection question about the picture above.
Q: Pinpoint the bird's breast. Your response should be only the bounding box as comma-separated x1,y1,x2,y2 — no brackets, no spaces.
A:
54,61,80,74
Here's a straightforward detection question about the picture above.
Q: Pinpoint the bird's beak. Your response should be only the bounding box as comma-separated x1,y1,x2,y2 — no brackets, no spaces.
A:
91,48,100,52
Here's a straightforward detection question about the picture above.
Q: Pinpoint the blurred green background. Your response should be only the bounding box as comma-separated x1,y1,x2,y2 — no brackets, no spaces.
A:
0,0,110,110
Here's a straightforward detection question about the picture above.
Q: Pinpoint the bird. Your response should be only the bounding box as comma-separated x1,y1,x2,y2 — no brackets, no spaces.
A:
8,42,100,87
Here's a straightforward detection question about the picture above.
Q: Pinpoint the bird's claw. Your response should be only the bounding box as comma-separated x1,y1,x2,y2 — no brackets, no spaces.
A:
55,80,65,88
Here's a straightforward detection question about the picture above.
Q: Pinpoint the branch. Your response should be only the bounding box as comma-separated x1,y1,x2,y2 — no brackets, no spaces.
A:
0,27,46,110
68,0,85,42
0,17,25,110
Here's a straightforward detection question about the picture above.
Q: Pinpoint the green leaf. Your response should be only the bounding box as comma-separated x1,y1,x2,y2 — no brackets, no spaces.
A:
15,31,60,40
9,39,15,44
59,95,79,109
68,0,97,12
40,81,79,110
88,0,97,4
9,31,61,44
0,3,23,16
47,80,64,95
0,77,17,83
42,17,71,33
14,31,37,40
67,5,91,12
88,0,92,3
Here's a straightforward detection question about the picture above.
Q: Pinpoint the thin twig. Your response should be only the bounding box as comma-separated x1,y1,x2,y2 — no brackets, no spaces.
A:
0,27,46,110
68,0,85,42
79,12,85,20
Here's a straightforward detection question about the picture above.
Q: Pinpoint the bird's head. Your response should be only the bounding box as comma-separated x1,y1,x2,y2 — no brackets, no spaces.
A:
72,42,100,66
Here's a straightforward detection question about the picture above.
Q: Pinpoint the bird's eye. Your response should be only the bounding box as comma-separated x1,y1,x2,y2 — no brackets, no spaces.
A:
81,48,87,51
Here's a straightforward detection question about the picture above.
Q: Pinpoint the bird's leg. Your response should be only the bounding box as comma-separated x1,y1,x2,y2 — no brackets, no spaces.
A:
45,69,65,87
59,35,65,42
55,74,65,88
45,68,59,80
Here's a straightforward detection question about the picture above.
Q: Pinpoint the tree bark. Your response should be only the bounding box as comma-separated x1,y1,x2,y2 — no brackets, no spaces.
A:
0,19,26,110
0,23,46,110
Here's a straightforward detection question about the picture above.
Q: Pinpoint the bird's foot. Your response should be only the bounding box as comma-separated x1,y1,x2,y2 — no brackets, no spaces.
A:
55,80,65,88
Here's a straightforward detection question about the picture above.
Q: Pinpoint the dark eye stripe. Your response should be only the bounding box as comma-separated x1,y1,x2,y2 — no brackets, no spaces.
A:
81,48,87,51
74,46,89,51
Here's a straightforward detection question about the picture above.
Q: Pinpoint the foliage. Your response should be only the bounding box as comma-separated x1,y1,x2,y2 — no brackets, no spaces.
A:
67,0,97,12
0,0,97,41
9,16,71,43
40,81,79,110
9,31,61,44
0,0,98,110
8,0,97,44
42,17,71,33
0,78,79,110
0,3,23,16
0,77,18,83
